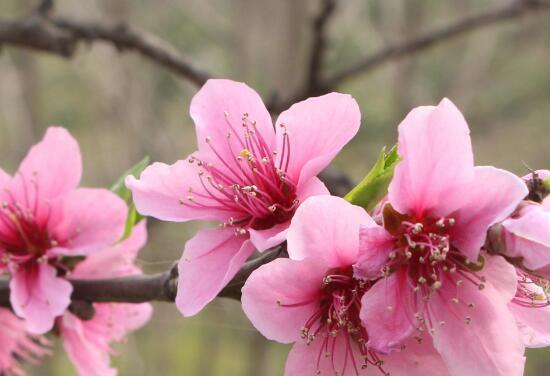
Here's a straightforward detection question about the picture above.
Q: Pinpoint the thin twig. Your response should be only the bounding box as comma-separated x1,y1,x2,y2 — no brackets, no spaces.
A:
326,0,550,88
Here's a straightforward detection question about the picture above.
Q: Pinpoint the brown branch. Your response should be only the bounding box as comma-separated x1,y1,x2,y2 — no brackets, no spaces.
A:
306,0,338,95
0,246,286,316
270,0,550,113
0,13,211,87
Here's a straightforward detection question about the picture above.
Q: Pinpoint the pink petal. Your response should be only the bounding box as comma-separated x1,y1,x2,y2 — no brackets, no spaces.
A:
241,258,326,343
10,263,72,334
449,166,528,260
429,273,525,376
126,159,242,222
511,298,550,348
359,270,416,353
284,333,367,376
381,336,451,376
388,98,474,218
47,188,127,257
354,225,395,279
249,222,289,253
16,127,81,201
60,312,116,376
275,93,361,188
502,205,550,272
287,196,374,267
482,255,519,301
190,79,275,167
176,228,255,316
71,221,148,279
296,175,330,200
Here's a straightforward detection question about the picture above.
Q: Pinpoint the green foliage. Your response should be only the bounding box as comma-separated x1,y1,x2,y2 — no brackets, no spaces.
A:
111,156,150,240
544,178,550,193
344,146,400,212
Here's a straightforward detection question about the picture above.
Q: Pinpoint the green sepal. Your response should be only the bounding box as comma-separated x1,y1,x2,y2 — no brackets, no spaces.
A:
344,146,400,212
111,156,150,240
543,178,550,193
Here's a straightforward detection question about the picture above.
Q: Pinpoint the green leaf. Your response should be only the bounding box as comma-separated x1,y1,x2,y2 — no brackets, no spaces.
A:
111,156,150,240
344,146,400,212
544,178,550,193
110,156,150,202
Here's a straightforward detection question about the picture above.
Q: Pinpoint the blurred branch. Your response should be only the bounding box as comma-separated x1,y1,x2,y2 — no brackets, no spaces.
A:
0,12,211,87
306,0,338,95
270,0,550,112
0,246,286,317
325,0,550,88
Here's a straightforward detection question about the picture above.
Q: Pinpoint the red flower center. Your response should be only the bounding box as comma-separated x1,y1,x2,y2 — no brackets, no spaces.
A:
182,113,298,234
279,267,386,375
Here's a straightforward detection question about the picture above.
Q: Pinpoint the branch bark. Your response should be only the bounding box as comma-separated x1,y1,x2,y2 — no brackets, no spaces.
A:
0,246,286,311
0,13,211,87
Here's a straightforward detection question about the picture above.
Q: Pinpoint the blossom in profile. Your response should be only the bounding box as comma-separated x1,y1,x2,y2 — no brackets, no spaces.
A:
0,307,50,375
126,79,361,316
355,99,529,375
242,196,449,376
0,127,127,333
497,170,550,278
59,221,153,376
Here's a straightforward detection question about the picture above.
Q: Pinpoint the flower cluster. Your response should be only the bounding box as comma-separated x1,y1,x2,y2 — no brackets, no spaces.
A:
0,128,151,375
128,80,550,375
2,78,549,375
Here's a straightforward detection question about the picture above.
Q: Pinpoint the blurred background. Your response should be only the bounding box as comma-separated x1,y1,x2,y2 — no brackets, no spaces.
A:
1,0,549,374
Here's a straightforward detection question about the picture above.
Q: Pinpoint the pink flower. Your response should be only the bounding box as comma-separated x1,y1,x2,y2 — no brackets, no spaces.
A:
498,170,550,278
59,221,153,376
355,99,529,375
126,79,361,316
0,127,127,334
509,269,550,348
0,307,50,375
242,196,450,376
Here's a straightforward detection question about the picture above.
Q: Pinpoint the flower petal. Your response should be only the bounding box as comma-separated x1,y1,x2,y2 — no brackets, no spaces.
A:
127,159,242,222
502,205,550,272
0,168,10,187
190,79,275,166
249,222,289,253
71,221,148,279
360,270,416,353
388,98,474,218
242,258,326,343
176,228,255,316
10,263,72,334
287,196,374,267
275,93,361,188
47,188,127,257
354,225,395,279
449,166,528,260
429,273,525,376
511,299,550,348
17,127,81,201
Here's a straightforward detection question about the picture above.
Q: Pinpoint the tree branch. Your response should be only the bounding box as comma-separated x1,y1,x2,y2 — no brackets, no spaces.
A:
306,0,338,95
0,246,286,315
0,13,212,87
325,0,550,88
270,0,550,113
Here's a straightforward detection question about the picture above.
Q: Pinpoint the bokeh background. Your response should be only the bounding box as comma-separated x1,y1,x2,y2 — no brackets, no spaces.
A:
1,0,549,375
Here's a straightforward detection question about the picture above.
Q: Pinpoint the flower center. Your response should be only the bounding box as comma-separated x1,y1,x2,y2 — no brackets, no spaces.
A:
182,112,298,235
278,267,385,375
381,204,487,333
0,175,57,267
